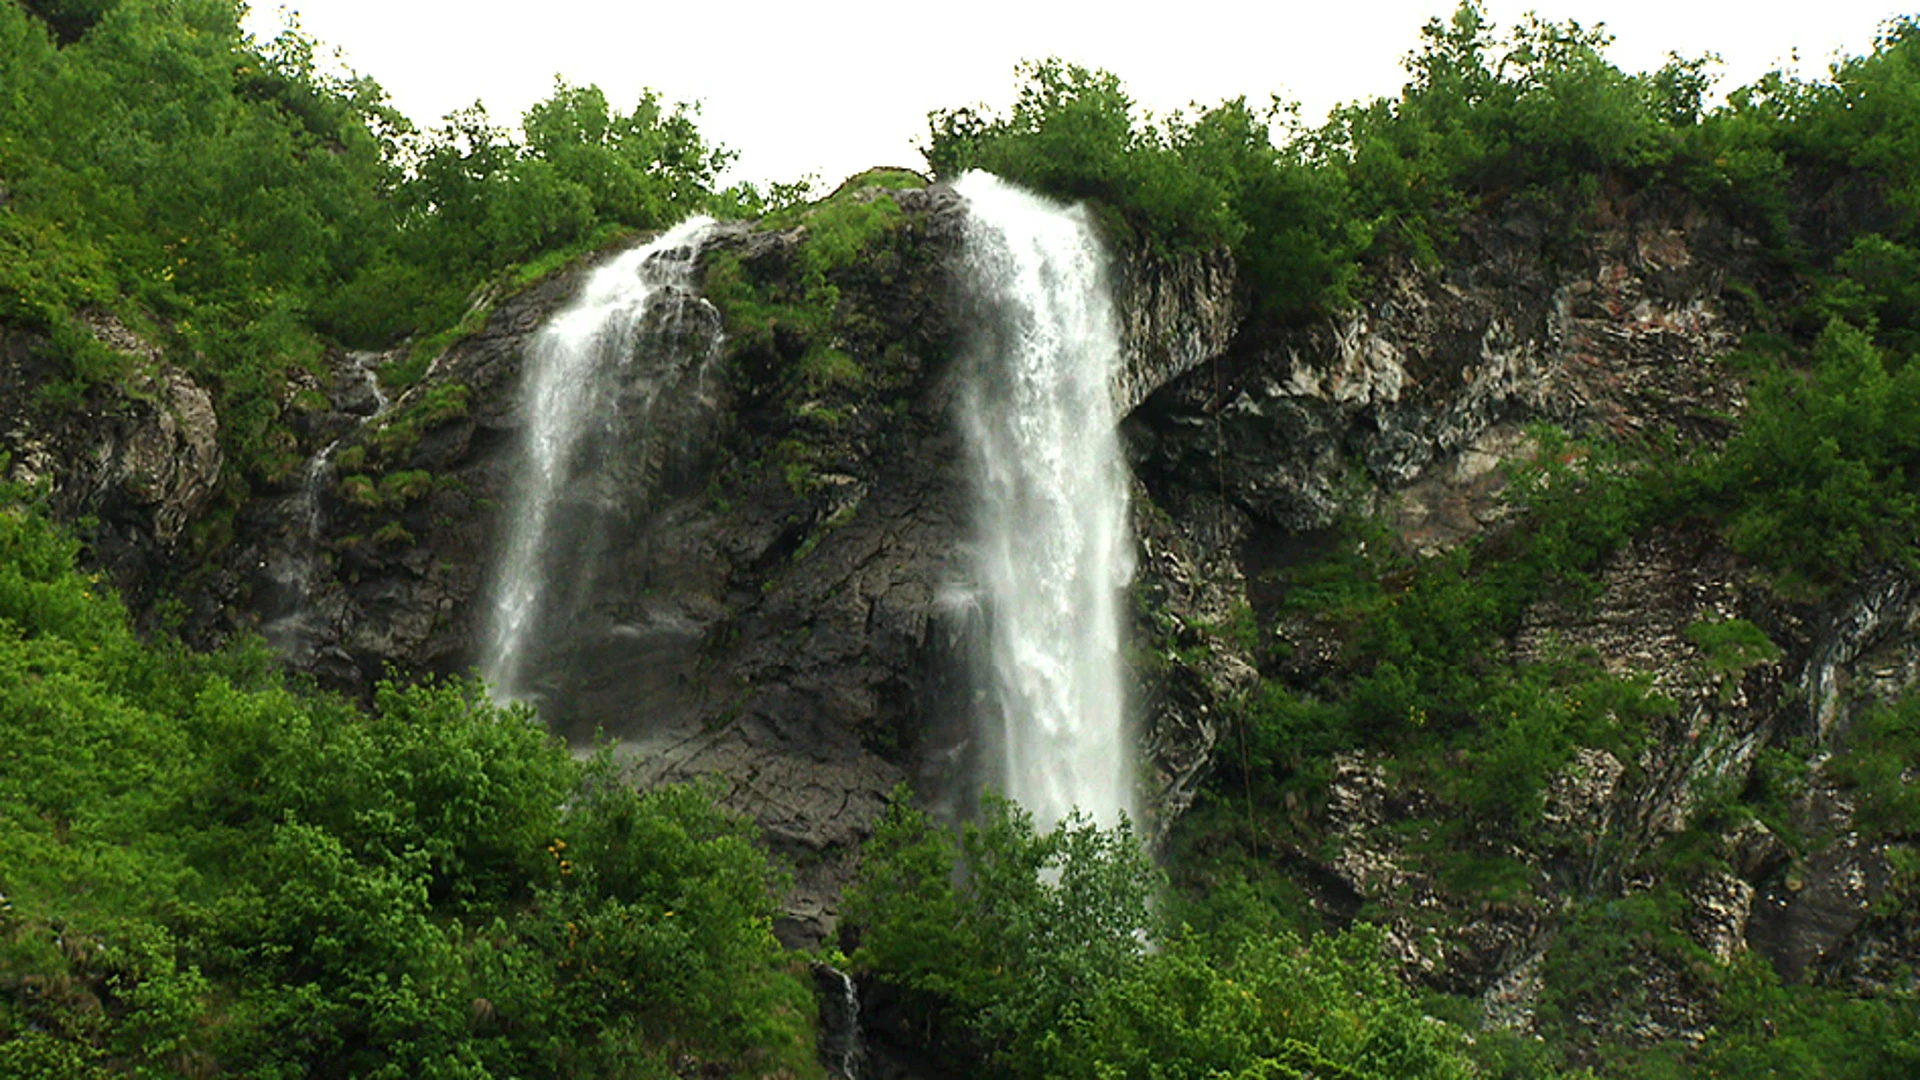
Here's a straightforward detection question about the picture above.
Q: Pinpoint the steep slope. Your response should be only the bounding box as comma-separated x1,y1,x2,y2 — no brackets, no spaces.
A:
1131,182,1919,1061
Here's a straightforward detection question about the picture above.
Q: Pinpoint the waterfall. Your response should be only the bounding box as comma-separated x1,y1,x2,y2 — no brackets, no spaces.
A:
954,171,1137,831
482,217,719,704
812,962,866,1079
261,350,390,661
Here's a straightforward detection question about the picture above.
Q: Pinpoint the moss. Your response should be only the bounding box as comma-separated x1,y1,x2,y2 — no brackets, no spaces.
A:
370,521,415,547
798,346,863,393
505,221,639,291
832,167,929,194
361,383,470,471
338,474,379,509
387,304,491,392
377,470,434,506
290,386,330,414
793,193,904,278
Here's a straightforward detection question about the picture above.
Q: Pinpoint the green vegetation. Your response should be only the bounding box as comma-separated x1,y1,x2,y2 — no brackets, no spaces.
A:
845,791,1485,1080
0,0,759,496
0,482,820,1076
6,0,1920,1075
925,6,1920,345
1168,406,1920,1076
1827,695,1920,840
702,173,923,495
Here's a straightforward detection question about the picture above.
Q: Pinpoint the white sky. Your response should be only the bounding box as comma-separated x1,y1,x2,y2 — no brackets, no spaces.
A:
242,1,1911,190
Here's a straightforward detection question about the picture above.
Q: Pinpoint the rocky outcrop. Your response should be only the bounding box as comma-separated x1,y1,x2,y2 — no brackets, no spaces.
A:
1122,182,1919,1054
1,312,222,604
1130,186,1754,536
1114,245,1240,414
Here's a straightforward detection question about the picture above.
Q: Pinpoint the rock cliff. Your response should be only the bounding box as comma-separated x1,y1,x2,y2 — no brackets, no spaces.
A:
1129,182,1916,1054
1,312,222,608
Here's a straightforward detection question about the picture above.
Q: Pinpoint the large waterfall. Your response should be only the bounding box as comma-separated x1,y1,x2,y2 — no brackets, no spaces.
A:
482,218,719,703
955,172,1137,830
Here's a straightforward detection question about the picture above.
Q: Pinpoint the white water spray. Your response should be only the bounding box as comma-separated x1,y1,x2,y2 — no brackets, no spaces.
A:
955,172,1136,830
482,218,718,702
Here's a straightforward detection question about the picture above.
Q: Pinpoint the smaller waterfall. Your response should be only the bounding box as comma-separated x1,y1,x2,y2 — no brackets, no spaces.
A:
482,218,719,704
812,963,866,1080
261,351,390,660
955,172,1137,831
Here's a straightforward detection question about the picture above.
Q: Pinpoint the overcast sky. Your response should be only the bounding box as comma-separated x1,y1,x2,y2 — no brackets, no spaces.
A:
242,1,1910,189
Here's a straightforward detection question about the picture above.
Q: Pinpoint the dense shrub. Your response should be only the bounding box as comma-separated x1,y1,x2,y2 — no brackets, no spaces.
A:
0,483,820,1076
846,791,1486,1080
1707,319,1920,591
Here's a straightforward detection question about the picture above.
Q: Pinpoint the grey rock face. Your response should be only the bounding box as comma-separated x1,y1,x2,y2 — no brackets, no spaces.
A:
1130,189,1753,536
0,313,222,604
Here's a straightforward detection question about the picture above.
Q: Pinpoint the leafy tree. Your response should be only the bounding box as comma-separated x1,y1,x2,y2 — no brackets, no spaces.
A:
846,790,1484,1079
0,481,821,1077
1708,319,1920,590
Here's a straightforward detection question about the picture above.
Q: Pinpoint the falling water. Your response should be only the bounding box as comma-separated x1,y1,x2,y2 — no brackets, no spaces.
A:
812,963,866,1080
482,217,719,702
261,350,390,660
955,171,1136,830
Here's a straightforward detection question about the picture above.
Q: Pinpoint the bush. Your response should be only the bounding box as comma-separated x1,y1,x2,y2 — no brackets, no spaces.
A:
1709,319,1920,591
846,789,1486,1079
0,485,821,1077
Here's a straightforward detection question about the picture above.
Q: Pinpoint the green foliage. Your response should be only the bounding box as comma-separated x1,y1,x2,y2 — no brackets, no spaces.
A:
927,61,1363,322
1684,954,1920,1079
0,0,745,502
1536,888,1705,1032
925,5,1742,322
1825,694,1920,839
1707,319,1920,591
929,60,1243,254
1684,617,1782,678
1316,5,1710,262
0,485,821,1076
374,83,733,347
1228,429,1671,828
847,790,1484,1080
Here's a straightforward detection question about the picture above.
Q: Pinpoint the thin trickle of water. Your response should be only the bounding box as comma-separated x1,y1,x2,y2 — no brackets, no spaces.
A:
812,963,866,1079
482,217,718,703
955,171,1136,831
262,350,390,658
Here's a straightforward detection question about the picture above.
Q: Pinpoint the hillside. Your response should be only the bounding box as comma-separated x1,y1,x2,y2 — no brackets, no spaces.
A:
2,2,1919,1077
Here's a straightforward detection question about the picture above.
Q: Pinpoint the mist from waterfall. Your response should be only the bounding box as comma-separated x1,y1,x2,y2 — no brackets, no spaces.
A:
482,217,718,703
955,171,1136,831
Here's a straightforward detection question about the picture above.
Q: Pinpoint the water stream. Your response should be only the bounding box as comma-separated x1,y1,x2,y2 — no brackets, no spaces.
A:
955,172,1137,830
481,217,719,704
261,350,390,661
812,963,866,1080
